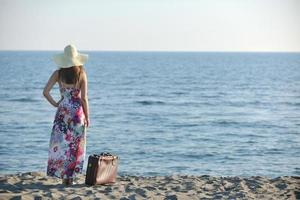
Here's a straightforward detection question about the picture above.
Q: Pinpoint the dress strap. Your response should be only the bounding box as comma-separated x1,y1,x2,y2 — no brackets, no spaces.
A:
57,72,80,90
59,80,79,90
57,76,67,90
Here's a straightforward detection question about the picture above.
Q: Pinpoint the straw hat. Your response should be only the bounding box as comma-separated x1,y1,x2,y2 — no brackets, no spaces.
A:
53,44,88,68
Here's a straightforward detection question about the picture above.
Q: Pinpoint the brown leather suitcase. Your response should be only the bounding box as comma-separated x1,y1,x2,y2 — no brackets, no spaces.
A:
85,152,119,186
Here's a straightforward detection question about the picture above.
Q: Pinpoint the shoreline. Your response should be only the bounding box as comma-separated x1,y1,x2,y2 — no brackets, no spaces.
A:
0,172,299,199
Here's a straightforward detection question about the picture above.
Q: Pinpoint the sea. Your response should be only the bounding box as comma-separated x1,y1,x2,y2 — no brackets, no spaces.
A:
0,51,299,177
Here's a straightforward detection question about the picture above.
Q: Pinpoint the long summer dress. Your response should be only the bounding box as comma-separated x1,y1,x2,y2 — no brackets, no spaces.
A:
47,86,86,179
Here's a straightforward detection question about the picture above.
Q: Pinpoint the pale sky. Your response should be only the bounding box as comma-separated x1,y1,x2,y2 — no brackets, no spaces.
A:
0,0,299,51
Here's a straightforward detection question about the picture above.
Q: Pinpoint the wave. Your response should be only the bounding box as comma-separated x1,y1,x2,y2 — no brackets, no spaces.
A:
169,123,200,128
265,148,283,155
135,100,166,105
210,120,288,129
212,120,241,126
169,92,188,95
282,102,300,106
8,98,40,102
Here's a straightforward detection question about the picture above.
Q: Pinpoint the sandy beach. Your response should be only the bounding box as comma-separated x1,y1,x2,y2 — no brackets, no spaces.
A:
0,172,299,200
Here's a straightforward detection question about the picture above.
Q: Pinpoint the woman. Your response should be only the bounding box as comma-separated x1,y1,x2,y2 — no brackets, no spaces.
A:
43,44,90,185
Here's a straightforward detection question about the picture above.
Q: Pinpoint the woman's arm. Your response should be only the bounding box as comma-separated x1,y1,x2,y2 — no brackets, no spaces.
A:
43,70,61,107
80,71,90,127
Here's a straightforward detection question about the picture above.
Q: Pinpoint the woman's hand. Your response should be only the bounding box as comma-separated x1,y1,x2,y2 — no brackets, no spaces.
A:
55,98,63,107
84,118,90,128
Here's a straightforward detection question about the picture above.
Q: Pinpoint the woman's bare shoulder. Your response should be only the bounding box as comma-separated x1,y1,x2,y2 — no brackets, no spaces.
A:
81,69,87,79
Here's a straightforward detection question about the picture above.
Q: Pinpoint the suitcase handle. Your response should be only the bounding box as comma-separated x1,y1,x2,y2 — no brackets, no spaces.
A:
100,152,113,157
92,152,112,157
92,152,119,160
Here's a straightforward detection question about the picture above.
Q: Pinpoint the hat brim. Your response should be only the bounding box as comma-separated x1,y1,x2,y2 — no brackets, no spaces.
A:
53,53,88,69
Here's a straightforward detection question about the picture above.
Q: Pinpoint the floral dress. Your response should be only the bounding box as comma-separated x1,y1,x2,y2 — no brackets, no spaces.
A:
47,87,86,179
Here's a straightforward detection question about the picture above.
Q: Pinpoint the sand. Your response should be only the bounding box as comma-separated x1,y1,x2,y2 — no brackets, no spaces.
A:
0,172,299,200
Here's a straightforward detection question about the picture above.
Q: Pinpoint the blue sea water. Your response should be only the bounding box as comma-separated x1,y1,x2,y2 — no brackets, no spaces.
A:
0,51,299,177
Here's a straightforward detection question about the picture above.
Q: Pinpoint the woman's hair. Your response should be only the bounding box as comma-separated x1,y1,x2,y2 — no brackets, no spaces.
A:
58,65,84,86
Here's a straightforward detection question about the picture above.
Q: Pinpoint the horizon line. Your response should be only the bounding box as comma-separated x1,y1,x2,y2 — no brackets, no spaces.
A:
0,49,300,53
